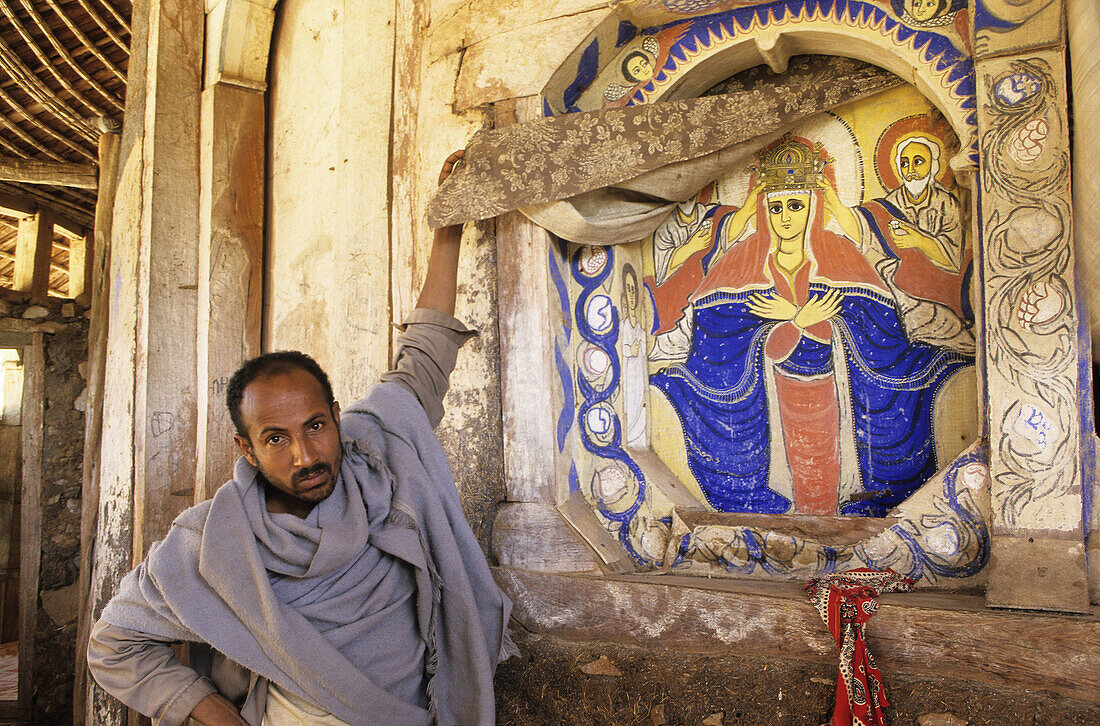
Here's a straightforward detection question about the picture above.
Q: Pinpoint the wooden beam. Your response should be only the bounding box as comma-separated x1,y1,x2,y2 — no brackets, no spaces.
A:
0,190,85,239
496,569,1100,705
491,502,600,574
12,211,53,298
0,156,97,189
0,248,68,276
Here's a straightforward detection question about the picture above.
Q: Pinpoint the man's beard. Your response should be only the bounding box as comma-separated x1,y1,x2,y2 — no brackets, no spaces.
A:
903,174,931,201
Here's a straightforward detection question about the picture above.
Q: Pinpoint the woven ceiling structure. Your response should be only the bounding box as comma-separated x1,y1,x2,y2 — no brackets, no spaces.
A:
0,0,130,297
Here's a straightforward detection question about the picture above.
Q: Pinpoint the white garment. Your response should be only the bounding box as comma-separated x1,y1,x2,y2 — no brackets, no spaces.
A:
263,681,352,726
621,317,648,447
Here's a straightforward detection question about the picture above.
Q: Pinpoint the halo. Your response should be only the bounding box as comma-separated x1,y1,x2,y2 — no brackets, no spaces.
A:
875,114,957,190
715,112,864,208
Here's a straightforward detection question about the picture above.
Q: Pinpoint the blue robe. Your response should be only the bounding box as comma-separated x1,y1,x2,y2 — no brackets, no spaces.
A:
652,210,972,516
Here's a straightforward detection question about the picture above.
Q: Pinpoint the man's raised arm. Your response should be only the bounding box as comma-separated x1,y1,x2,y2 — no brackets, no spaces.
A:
377,151,476,427
414,150,465,315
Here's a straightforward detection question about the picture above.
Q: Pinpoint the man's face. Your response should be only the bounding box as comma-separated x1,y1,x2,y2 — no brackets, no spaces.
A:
234,367,343,518
899,141,933,202
767,191,812,243
905,0,941,21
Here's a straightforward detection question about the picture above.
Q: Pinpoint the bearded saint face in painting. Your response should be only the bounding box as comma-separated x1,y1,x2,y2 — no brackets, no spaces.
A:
650,135,971,517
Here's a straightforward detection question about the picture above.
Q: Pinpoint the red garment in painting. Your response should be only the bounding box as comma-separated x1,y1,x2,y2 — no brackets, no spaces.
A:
859,201,973,319
805,569,915,726
763,255,841,514
689,191,885,514
774,374,841,513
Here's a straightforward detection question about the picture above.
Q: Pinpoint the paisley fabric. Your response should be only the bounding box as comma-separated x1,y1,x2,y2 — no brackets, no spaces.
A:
805,568,915,726
426,64,901,231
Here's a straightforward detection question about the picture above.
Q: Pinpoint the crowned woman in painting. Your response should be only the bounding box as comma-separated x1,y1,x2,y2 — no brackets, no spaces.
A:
651,135,972,517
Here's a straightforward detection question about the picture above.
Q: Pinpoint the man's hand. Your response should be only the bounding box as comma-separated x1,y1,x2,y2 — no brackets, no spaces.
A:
189,693,249,725
746,293,798,321
793,289,843,329
416,151,467,315
438,149,464,185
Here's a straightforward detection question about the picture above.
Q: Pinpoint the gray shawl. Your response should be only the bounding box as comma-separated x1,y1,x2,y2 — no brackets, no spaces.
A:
100,382,513,725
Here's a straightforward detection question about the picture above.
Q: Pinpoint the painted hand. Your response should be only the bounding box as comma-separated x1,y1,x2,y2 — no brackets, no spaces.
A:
743,178,766,209
888,219,911,236
820,175,841,210
793,289,843,329
746,293,798,321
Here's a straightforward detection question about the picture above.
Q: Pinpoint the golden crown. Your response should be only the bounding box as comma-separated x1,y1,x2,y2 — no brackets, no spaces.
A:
755,135,826,191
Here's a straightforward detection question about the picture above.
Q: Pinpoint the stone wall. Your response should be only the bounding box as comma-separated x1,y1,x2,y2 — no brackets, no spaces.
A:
0,294,87,723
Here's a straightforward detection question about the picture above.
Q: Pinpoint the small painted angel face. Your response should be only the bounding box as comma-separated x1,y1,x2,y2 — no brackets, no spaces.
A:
622,51,655,84
905,0,944,21
766,191,811,242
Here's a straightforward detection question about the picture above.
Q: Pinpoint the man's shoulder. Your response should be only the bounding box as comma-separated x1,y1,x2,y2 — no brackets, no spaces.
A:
341,381,430,439
170,497,214,535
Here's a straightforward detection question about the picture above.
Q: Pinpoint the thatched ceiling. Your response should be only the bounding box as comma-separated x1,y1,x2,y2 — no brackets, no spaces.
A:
0,0,130,297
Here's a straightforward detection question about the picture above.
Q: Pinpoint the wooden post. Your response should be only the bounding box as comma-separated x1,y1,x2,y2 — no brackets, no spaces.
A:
495,98,561,505
975,1,1091,612
1066,0,1100,605
496,211,559,504
196,0,277,502
67,232,93,300
72,130,121,725
196,81,265,502
17,335,43,716
390,0,427,327
12,211,53,299
128,0,203,559
83,0,203,721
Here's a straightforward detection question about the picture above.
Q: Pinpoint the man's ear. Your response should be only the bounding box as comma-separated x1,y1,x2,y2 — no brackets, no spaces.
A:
234,434,258,467
331,401,341,420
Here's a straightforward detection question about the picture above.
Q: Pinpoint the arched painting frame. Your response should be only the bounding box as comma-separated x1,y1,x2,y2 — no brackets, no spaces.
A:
537,0,995,588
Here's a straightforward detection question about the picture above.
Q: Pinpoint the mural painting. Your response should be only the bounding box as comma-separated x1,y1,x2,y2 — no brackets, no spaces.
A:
890,0,967,30
647,125,974,517
542,1,997,582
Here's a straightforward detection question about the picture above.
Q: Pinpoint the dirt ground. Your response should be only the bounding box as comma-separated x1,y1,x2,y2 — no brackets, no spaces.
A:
495,629,1100,726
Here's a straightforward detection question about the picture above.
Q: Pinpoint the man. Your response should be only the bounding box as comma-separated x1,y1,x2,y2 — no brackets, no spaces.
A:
87,152,516,725
881,135,963,269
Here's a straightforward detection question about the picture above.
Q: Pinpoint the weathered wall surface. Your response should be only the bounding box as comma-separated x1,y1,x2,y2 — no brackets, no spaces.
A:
265,0,396,401
265,0,566,548
0,296,87,723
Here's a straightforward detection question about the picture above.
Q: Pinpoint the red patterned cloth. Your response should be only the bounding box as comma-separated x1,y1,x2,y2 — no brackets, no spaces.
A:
805,569,915,726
